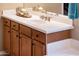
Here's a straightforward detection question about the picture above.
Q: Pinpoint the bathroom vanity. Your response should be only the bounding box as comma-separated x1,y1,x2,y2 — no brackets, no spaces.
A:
1,10,73,56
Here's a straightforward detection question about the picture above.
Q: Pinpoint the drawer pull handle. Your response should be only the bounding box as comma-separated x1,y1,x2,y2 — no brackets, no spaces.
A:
13,25,16,27
8,31,10,33
36,35,39,37
16,35,19,37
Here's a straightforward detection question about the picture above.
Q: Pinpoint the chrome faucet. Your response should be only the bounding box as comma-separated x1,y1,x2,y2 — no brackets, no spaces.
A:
40,11,52,22
40,15,52,22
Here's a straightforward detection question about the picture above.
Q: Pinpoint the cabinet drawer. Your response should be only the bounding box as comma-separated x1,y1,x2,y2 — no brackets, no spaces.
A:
11,21,19,31
32,29,46,44
20,25,31,37
3,17,10,27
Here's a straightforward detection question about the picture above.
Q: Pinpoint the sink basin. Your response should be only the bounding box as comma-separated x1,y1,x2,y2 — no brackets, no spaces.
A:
26,19,54,26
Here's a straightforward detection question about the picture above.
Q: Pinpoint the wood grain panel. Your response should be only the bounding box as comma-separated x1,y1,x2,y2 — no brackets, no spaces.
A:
20,34,32,56
32,29,46,44
3,26,11,55
2,17,10,27
20,25,31,37
11,30,19,56
32,40,46,56
11,21,19,31
47,30,71,43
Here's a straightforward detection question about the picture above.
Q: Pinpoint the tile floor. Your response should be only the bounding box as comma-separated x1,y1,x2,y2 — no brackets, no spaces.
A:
47,38,79,56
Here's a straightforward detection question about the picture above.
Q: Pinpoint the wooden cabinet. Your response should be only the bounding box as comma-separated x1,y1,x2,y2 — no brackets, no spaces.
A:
20,34,32,56
3,26,11,54
2,14,71,56
32,40,46,56
11,30,19,56
2,17,46,56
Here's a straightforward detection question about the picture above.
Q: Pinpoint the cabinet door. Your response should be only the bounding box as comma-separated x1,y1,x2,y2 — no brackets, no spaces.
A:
11,30,19,56
20,35,31,56
32,40,46,56
3,26,10,54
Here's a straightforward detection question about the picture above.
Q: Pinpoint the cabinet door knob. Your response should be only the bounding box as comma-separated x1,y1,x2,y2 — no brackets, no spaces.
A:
36,34,39,37
13,25,16,27
8,31,10,33
16,35,19,37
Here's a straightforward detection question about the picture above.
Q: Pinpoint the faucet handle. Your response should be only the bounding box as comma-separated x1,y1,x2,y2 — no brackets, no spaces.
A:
47,16,52,22
40,15,45,19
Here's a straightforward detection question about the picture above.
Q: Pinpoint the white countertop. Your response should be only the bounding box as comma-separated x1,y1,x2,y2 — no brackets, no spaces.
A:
2,10,74,34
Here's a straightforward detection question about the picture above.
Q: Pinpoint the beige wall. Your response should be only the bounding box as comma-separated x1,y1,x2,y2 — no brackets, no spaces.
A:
24,3,62,14
72,19,79,40
0,3,23,10
0,3,23,50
